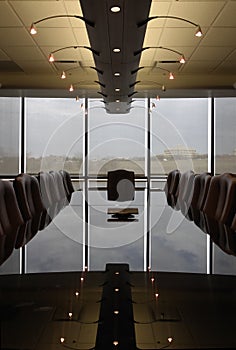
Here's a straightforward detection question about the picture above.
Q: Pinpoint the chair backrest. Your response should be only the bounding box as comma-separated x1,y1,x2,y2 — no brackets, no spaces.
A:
13,173,44,248
0,180,24,265
191,172,212,212
37,172,54,228
37,171,53,210
164,169,180,208
50,170,68,212
188,172,212,225
176,170,195,212
107,169,135,201
203,173,236,226
59,170,75,202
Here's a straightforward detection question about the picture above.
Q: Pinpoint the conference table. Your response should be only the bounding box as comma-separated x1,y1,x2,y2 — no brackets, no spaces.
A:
3,185,236,276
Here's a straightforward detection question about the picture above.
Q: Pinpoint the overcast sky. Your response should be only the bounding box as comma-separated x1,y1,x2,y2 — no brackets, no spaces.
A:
0,97,235,158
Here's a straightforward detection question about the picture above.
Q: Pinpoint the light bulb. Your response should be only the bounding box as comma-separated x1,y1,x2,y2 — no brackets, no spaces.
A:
179,55,186,64
69,84,74,92
110,6,120,12
30,23,37,35
48,53,55,62
169,72,174,80
195,25,203,37
61,71,66,79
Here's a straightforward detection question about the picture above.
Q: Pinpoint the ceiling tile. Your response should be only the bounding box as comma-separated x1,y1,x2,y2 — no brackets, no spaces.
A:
10,0,67,26
213,1,236,27
225,49,236,62
64,1,83,16
168,1,226,27
0,1,23,26
4,46,45,61
17,60,54,74
191,46,235,62
73,28,91,46
214,61,236,74
0,28,34,46
181,60,221,74
143,28,164,47
32,27,76,46
159,27,203,47
201,27,236,46
0,49,11,61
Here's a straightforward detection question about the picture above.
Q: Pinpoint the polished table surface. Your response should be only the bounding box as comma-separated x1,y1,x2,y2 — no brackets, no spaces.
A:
1,267,236,349
1,187,236,276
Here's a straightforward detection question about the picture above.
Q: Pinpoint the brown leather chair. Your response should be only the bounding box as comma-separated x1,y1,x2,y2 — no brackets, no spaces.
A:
49,171,68,214
107,169,135,201
37,172,54,229
188,172,212,225
0,180,24,265
203,173,236,226
176,170,195,213
202,173,236,249
59,170,75,202
13,173,44,248
164,169,180,208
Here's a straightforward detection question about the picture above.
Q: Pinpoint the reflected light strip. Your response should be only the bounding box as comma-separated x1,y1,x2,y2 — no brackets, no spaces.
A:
207,97,213,274
207,234,211,274
82,180,86,270
19,246,23,274
144,98,150,271
207,98,211,173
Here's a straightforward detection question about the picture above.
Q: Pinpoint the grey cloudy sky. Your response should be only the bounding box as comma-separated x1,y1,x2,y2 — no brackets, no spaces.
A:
0,97,235,158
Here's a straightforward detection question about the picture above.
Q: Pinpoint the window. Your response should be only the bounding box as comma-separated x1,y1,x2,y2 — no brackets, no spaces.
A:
88,99,147,176
25,98,84,175
215,98,236,174
151,98,208,175
0,97,20,175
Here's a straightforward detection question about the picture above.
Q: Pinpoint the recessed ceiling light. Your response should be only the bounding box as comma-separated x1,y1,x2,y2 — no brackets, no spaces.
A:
113,48,121,53
114,72,120,76
115,88,120,92
110,6,121,12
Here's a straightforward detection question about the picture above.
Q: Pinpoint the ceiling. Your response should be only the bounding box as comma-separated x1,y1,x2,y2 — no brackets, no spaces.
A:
0,0,236,112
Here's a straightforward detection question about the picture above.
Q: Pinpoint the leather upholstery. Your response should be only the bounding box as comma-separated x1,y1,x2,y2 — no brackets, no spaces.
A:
107,169,135,202
0,180,24,265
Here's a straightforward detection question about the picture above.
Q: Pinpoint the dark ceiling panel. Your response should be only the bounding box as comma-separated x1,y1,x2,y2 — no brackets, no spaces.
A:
80,0,152,113
0,61,24,72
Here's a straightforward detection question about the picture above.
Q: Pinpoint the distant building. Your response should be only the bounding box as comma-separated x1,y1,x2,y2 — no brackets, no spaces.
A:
163,145,198,159
233,149,236,156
